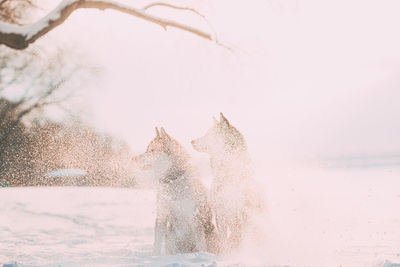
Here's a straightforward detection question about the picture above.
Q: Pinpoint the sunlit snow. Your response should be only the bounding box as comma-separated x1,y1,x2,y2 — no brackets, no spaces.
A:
46,169,87,178
1,165,400,267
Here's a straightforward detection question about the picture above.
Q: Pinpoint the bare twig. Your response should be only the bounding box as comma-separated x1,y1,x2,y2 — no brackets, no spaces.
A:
142,2,235,51
142,2,217,39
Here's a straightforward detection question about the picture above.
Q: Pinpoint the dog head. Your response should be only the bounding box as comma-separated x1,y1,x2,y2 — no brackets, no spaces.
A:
191,113,247,155
133,127,190,183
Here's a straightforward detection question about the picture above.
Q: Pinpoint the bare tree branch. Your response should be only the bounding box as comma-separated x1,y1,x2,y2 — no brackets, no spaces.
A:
0,0,214,50
142,2,217,41
142,2,234,51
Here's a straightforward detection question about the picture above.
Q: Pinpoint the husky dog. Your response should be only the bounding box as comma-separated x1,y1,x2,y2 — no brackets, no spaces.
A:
133,127,219,255
191,113,266,252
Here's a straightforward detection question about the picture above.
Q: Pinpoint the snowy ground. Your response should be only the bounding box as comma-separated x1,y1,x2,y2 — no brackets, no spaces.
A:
1,165,400,267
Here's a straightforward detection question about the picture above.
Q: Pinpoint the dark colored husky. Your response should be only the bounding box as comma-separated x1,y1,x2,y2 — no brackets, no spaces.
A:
133,127,220,255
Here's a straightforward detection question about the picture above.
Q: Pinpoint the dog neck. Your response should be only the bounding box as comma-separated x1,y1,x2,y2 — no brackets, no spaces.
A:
210,152,252,182
210,149,251,165
161,165,186,184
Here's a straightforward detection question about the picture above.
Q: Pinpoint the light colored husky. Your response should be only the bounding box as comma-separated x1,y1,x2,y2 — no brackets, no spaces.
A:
191,113,266,252
133,127,220,255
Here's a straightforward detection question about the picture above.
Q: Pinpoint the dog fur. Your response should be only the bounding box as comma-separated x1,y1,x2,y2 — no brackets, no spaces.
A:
133,127,220,255
191,113,266,252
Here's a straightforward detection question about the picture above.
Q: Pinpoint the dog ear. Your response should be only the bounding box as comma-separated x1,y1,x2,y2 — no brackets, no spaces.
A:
160,127,170,139
220,112,230,127
155,127,160,138
213,116,218,124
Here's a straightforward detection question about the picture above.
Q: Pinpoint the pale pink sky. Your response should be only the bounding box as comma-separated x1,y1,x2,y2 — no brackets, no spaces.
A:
38,0,400,160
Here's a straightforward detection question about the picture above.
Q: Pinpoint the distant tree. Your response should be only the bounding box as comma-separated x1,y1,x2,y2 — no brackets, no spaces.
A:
0,0,217,50
1,118,135,187
0,1,91,185
28,120,135,187
0,98,33,186
0,47,84,154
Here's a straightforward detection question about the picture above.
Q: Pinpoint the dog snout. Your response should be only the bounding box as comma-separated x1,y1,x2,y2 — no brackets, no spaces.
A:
191,139,199,150
132,154,148,170
131,156,140,168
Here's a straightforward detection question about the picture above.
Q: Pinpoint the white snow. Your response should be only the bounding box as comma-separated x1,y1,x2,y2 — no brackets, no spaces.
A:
46,168,87,178
1,165,400,267
0,0,77,39
0,22,24,35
